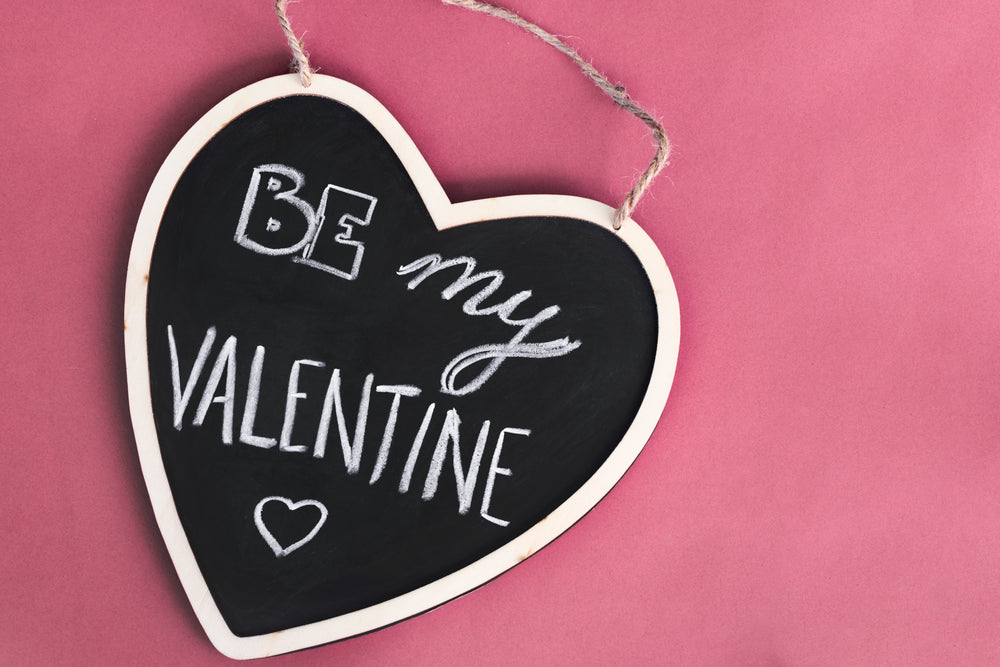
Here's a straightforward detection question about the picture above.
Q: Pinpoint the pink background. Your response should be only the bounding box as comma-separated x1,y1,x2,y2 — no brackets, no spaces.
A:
4,0,1000,663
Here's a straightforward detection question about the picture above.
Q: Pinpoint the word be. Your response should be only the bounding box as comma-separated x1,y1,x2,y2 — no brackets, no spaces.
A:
236,164,377,280
167,324,527,527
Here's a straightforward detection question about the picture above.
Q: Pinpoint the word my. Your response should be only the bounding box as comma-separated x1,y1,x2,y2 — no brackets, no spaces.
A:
398,254,582,395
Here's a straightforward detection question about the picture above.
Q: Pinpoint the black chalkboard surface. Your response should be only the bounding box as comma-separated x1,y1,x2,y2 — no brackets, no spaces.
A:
124,74,679,659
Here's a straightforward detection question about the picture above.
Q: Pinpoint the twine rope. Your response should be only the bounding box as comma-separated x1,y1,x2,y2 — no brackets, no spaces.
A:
275,0,315,87
441,0,669,229
273,0,669,229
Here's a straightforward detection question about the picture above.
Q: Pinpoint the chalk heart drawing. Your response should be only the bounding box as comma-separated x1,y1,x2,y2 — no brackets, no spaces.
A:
253,496,329,558
124,74,681,659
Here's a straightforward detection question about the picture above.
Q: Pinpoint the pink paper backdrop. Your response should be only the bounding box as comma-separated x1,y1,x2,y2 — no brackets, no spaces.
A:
3,1,1000,663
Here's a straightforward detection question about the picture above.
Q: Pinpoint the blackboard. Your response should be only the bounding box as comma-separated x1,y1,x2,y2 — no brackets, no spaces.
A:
124,74,680,659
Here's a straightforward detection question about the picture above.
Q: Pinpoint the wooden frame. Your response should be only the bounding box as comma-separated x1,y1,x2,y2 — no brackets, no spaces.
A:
124,73,680,659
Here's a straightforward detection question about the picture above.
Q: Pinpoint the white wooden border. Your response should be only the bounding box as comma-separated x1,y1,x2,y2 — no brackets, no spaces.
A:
124,73,680,659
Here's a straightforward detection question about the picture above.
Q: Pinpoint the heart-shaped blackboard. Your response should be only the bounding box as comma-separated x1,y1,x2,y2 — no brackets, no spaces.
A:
124,74,679,658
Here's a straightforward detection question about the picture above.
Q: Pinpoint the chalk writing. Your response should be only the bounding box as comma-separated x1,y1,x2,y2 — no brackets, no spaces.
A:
167,324,216,430
236,164,377,280
397,254,582,395
480,428,530,526
240,345,276,448
167,324,524,527
370,385,422,485
236,164,316,256
296,184,378,280
422,410,490,515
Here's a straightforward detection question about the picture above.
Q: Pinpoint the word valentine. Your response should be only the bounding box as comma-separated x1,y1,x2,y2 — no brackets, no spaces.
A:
167,324,527,527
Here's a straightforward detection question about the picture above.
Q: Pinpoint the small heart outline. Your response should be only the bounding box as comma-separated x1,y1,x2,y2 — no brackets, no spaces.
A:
253,496,328,558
